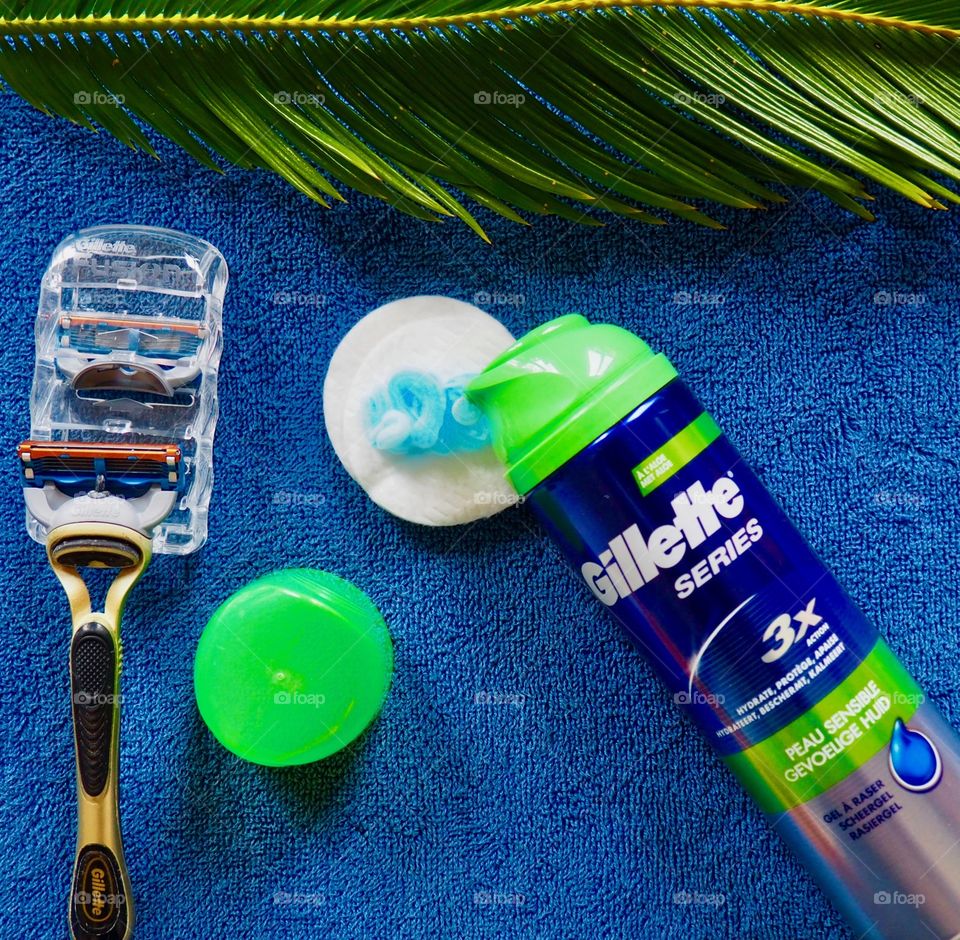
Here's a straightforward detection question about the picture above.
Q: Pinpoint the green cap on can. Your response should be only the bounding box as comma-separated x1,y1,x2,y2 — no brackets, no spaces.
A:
194,569,393,766
465,315,677,494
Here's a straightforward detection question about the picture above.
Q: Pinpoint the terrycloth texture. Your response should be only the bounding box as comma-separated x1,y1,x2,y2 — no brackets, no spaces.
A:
1,89,958,940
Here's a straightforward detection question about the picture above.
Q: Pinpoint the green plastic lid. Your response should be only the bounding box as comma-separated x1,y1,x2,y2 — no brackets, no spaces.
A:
465,314,677,493
194,569,393,766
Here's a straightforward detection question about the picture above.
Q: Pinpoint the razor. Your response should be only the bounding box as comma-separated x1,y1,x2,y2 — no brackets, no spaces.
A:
20,225,227,939
19,440,184,940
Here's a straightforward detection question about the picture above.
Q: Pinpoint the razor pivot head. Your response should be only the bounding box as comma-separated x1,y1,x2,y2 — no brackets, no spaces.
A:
25,226,226,554
19,441,183,537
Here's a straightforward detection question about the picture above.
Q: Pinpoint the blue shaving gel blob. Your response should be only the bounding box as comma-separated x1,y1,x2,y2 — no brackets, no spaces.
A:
889,718,941,792
367,371,491,455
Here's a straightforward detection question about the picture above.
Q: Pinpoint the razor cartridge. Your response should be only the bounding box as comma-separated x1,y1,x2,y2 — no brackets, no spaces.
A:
56,313,207,395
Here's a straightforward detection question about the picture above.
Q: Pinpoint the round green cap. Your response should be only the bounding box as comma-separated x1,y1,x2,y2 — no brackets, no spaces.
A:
465,314,677,493
194,568,393,766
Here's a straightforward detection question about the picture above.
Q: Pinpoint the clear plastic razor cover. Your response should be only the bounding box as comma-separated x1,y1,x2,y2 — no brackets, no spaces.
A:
27,225,226,554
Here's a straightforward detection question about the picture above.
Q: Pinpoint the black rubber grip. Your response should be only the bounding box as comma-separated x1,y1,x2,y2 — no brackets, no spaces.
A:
71,843,129,940
70,623,117,797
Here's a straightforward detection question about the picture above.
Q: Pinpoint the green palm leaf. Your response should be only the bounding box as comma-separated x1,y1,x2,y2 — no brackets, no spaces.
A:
3,1,960,237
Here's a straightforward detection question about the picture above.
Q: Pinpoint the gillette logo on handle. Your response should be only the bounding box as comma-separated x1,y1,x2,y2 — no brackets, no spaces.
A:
581,474,763,605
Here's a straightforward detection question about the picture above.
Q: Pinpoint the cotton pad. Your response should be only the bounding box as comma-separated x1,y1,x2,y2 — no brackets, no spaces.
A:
324,296,519,525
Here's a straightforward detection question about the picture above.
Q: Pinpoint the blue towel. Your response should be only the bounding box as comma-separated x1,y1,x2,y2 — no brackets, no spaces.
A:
1,88,958,940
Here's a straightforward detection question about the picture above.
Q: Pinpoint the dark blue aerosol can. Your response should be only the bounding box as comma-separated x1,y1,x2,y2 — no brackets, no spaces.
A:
467,315,960,939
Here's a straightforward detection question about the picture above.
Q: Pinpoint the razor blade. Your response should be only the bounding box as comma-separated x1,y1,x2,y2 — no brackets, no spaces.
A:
26,225,227,554
19,440,184,537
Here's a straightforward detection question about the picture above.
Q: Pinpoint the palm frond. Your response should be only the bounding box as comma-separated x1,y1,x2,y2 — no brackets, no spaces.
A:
3,0,960,237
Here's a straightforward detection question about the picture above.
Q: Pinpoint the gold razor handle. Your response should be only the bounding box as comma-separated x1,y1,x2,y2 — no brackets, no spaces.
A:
49,524,151,940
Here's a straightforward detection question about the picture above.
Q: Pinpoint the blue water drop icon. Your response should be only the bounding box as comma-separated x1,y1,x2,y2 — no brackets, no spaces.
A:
889,719,942,792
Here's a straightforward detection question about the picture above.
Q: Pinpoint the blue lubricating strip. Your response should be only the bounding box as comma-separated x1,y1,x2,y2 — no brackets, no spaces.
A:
366,371,491,455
